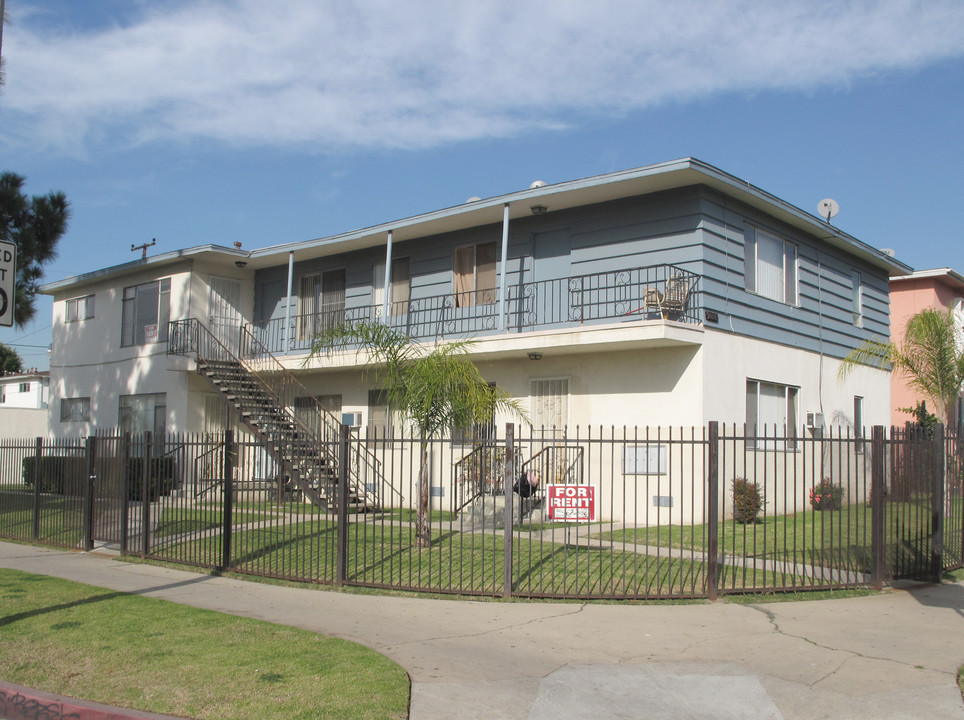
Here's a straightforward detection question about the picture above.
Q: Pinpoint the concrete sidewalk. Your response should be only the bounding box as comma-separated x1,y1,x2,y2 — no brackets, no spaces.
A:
1,542,963,720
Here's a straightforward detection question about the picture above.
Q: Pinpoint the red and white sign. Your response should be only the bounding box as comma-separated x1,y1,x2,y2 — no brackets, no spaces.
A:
546,484,596,523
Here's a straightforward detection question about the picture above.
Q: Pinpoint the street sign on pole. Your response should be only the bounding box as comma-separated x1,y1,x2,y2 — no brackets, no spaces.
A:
0,240,16,327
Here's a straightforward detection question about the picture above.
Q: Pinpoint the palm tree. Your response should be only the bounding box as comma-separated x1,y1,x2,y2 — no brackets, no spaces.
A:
311,321,525,547
839,307,964,425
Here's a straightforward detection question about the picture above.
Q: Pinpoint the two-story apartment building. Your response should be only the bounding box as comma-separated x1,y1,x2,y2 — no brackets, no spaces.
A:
41,158,910,446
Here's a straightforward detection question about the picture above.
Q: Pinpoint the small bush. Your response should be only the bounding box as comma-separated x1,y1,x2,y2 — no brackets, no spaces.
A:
809,478,843,511
127,456,178,501
732,477,762,524
22,456,88,495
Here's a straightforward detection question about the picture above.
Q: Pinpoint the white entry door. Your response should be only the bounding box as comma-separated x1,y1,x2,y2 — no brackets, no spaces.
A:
209,276,242,353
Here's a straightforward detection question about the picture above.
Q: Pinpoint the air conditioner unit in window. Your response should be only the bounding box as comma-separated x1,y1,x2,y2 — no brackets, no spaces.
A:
341,411,362,427
805,412,824,428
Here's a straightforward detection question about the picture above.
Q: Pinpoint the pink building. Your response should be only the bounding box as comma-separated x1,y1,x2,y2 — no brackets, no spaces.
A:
888,268,964,427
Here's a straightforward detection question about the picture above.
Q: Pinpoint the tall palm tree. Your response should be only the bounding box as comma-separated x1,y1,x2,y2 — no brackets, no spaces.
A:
839,307,964,425
311,321,525,547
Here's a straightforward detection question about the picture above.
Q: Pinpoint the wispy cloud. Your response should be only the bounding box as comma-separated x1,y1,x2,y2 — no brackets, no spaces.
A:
3,0,963,154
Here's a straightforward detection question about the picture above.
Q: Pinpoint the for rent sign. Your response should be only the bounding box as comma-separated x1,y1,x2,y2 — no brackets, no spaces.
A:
546,484,596,522
0,241,15,327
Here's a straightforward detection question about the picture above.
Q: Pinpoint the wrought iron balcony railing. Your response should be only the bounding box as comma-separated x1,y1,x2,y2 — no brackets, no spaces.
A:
252,263,701,356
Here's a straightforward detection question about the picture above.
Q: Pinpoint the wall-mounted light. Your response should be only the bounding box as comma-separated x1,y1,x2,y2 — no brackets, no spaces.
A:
235,261,247,269
530,205,548,215
527,352,543,360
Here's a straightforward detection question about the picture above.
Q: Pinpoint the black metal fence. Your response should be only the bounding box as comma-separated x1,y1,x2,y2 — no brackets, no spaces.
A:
1,423,960,599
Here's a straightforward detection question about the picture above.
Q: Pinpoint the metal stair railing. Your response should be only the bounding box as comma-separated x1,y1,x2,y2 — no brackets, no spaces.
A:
169,318,383,510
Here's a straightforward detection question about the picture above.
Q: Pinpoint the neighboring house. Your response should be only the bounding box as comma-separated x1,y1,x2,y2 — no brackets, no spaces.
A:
39,158,910,447
0,370,50,437
888,268,964,427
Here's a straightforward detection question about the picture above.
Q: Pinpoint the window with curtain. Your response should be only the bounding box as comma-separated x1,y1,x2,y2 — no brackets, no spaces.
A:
745,228,797,305
454,242,497,307
746,380,798,450
372,257,410,317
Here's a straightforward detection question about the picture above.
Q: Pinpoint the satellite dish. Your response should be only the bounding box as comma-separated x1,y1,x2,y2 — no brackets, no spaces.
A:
818,198,839,223
529,180,546,189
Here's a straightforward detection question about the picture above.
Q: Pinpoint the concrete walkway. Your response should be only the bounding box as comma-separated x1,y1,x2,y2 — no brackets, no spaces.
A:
1,541,963,720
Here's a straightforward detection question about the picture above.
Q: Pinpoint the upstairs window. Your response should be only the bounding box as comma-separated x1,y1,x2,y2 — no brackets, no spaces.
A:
852,272,863,327
122,279,170,346
373,258,411,317
745,228,797,305
66,294,95,323
19,382,29,393
297,270,346,341
454,243,497,307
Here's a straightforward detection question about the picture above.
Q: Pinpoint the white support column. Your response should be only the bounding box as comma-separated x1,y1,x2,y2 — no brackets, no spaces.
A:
381,230,394,322
498,203,510,331
283,250,294,355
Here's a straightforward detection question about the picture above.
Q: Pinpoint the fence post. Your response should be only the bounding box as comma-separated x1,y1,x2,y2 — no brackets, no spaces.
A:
336,423,350,587
141,432,153,557
31,437,43,540
870,426,885,591
706,421,719,601
120,433,131,555
503,423,515,600
220,430,234,572
83,436,97,552
931,423,945,581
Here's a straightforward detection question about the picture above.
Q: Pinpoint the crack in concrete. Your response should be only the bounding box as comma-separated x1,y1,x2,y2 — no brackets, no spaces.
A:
744,603,953,681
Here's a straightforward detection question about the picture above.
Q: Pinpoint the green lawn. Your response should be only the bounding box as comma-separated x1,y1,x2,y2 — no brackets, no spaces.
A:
153,517,801,597
0,568,409,720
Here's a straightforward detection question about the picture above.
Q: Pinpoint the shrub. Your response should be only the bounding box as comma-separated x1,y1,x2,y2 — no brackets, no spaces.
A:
126,456,178,501
731,477,762,524
809,478,843,511
22,456,88,495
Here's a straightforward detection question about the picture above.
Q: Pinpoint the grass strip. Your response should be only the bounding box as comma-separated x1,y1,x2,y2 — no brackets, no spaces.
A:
0,569,409,720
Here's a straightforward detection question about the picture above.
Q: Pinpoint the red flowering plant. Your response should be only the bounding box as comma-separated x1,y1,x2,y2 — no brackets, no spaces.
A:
809,478,843,511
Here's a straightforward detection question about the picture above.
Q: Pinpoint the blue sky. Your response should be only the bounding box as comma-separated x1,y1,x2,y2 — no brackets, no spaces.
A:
2,0,963,369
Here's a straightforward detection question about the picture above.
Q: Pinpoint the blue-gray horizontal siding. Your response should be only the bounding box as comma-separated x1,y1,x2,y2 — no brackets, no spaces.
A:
251,185,890,361
697,188,890,359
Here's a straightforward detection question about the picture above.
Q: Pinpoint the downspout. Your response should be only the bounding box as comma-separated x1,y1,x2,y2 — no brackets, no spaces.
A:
284,250,294,355
498,203,510,331
382,230,394,321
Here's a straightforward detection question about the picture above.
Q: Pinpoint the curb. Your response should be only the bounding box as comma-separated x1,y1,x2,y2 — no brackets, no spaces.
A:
0,680,188,720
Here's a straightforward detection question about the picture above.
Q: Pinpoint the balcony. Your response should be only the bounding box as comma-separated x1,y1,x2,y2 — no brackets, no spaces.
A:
252,264,702,356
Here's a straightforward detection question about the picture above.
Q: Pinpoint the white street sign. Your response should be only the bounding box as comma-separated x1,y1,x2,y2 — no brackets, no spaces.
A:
0,240,15,327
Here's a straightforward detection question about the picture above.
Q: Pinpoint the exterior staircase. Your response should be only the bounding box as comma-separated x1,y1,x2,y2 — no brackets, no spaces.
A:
169,318,379,512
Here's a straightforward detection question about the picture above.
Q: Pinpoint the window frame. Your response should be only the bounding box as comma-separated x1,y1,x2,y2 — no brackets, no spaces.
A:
372,257,411,317
851,271,863,327
118,392,167,438
746,379,799,450
66,294,95,323
453,242,497,308
60,397,91,422
121,278,171,347
744,227,798,306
